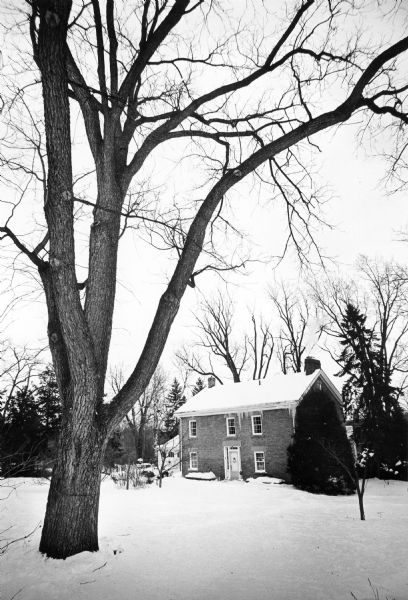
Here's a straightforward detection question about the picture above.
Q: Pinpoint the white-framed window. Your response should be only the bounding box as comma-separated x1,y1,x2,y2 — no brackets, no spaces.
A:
252,414,262,435
189,420,197,438
189,451,198,470
226,417,236,436
168,451,174,458
254,451,265,473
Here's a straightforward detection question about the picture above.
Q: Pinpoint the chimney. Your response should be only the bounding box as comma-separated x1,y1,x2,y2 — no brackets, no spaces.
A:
304,356,321,376
208,376,216,389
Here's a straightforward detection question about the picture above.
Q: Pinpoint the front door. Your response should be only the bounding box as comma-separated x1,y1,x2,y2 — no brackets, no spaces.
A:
225,446,241,480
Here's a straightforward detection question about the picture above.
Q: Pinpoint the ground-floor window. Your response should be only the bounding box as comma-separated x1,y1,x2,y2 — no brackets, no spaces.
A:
189,451,198,470
254,451,265,473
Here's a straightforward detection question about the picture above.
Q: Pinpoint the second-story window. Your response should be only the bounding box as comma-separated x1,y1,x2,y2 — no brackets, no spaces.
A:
252,414,262,435
189,420,197,438
226,417,236,436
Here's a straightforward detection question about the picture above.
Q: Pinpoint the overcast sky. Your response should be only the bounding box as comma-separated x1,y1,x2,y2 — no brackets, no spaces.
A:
1,0,407,389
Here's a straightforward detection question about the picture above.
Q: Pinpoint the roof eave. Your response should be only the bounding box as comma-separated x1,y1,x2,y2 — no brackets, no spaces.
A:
176,400,299,419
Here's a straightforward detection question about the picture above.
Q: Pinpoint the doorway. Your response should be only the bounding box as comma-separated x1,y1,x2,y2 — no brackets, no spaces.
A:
224,446,241,480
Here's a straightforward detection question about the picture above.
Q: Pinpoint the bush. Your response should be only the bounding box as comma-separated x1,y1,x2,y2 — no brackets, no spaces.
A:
288,389,356,495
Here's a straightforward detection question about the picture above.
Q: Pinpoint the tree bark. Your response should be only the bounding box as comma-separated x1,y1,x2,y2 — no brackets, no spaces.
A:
35,0,106,558
39,425,106,558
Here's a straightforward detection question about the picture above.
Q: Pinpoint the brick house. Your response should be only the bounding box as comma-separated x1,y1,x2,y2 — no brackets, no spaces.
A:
175,358,345,481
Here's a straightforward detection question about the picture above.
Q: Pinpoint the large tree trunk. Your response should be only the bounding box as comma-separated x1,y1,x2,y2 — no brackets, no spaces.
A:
39,424,106,558
34,1,112,559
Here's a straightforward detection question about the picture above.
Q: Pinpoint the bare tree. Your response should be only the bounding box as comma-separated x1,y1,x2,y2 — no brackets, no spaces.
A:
155,407,184,488
315,438,369,521
0,1,407,558
133,366,167,460
248,314,274,380
177,295,273,382
176,345,223,385
313,258,408,392
359,257,408,390
110,365,167,461
179,294,248,383
156,439,179,488
269,285,309,373
0,342,42,421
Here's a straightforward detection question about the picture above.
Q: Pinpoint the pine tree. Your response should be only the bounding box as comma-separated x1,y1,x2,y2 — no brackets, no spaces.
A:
35,366,61,440
2,387,45,474
0,366,62,475
163,378,186,440
337,303,408,480
288,389,356,495
103,429,125,469
192,377,205,396
337,303,376,419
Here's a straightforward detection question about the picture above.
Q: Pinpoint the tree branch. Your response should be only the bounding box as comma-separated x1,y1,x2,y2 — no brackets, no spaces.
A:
0,226,47,270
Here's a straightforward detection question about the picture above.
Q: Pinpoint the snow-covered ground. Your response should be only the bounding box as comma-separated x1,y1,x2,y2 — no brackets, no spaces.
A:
1,476,407,600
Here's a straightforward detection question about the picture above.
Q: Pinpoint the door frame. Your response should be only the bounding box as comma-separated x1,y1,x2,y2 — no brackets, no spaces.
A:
224,445,242,480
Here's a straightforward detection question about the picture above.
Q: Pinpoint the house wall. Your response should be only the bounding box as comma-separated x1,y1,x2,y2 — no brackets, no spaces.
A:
179,408,294,480
179,378,345,481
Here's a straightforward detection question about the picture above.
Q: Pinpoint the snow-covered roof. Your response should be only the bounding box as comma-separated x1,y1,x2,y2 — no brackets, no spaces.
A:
175,370,341,417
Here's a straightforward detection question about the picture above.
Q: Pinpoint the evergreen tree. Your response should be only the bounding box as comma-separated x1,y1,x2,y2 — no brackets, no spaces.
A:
1,387,45,474
163,378,186,440
192,377,205,396
7,388,43,450
35,366,61,441
288,390,356,495
337,303,408,480
103,428,126,469
0,366,62,475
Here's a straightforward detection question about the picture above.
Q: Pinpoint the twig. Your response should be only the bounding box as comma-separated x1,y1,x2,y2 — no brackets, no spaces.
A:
92,561,107,572
0,523,40,555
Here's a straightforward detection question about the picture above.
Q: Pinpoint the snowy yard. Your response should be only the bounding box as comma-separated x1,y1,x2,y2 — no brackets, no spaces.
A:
1,476,407,600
